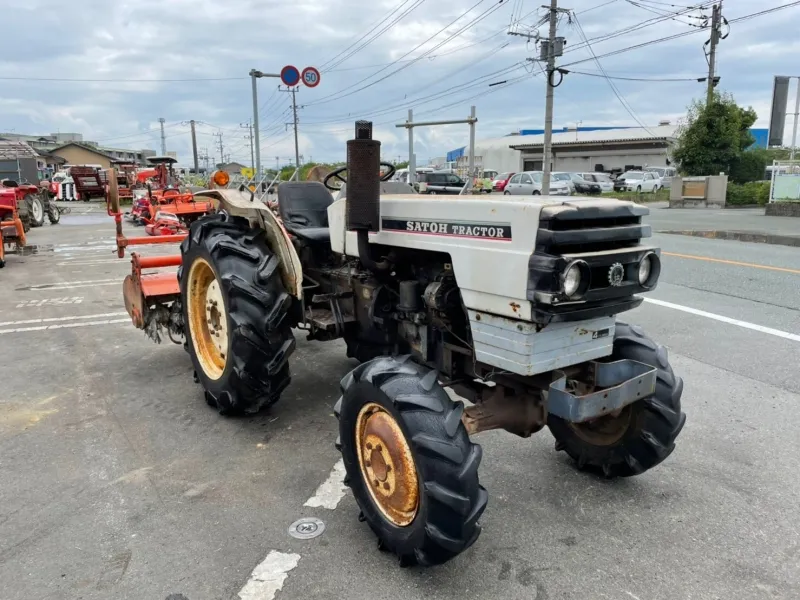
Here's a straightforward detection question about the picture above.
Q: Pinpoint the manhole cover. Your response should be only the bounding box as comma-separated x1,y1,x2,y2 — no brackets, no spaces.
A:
288,517,325,540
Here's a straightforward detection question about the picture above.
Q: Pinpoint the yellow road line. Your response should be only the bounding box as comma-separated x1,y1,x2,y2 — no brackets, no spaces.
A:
662,251,800,275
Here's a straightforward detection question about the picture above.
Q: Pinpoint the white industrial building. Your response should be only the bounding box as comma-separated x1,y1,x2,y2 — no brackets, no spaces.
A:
446,124,679,175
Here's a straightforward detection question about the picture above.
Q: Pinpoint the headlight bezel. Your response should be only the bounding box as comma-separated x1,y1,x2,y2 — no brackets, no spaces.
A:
637,252,661,289
560,259,591,299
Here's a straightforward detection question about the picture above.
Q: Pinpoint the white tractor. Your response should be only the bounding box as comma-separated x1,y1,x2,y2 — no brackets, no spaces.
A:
116,121,685,567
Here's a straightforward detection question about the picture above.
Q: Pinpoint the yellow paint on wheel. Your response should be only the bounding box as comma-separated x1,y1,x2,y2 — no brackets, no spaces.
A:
187,257,228,380
355,403,419,527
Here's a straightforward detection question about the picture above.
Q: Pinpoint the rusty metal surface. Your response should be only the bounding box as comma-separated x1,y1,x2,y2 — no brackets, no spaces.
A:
547,359,657,423
355,402,419,527
462,386,546,438
122,274,146,328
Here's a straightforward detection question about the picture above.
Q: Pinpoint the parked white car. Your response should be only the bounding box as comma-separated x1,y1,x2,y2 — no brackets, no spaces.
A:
503,171,571,196
617,171,661,193
578,172,615,193
644,166,677,189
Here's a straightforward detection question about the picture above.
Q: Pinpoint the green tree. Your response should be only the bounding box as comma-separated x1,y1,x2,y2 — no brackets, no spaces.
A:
672,92,757,177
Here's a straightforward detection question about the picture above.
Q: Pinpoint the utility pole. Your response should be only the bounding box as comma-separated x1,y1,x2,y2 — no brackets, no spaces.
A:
509,1,568,194
281,86,302,180
158,117,167,155
214,132,224,166
190,120,199,174
706,2,722,106
241,120,255,175
542,0,560,195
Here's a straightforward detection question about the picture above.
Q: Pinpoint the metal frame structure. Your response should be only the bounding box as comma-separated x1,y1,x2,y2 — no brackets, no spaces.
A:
769,159,800,203
396,106,477,189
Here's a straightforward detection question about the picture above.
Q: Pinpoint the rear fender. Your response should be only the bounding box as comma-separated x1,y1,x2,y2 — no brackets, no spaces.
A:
193,189,302,298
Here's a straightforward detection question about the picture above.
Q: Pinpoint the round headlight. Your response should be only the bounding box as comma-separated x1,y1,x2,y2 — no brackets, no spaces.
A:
637,252,661,288
638,255,652,284
564,264,582,296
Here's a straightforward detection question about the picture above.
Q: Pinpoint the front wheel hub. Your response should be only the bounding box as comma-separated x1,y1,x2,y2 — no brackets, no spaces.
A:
187,258,229,380
356,403,419,527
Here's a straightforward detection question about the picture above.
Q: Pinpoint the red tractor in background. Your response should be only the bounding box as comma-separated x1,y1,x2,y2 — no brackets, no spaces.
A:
0,184,29,268
123,156,213,233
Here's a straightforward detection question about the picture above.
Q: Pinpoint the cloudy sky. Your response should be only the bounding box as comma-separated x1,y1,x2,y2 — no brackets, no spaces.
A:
2,0,798,167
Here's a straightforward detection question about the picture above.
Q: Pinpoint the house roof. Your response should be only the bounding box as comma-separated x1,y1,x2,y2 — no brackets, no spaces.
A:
508,125,678,150
0,140,40,160
50,142,117,161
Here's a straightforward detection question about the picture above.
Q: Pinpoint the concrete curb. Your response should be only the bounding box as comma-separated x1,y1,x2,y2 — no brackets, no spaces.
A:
658,230,800,248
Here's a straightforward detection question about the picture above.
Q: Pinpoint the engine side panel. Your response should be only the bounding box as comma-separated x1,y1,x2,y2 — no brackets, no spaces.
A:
330,194,549,320
468,310,615,376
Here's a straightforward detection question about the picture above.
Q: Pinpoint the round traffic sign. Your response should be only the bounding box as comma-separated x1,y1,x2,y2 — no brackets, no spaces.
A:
281,65,300,87
301,66,321,88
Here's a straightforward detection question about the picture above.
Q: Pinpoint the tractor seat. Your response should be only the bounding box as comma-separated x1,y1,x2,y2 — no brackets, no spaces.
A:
277,181,334,243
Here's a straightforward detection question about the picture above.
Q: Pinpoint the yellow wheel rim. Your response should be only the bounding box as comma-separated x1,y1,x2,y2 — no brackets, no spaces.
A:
355,403,419,527
187,257,228,380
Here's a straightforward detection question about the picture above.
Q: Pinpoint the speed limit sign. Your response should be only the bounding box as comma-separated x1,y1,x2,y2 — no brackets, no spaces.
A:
302,66,321,88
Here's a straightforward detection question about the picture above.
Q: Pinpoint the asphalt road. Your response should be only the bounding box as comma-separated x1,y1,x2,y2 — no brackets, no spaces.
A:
1,203,798,600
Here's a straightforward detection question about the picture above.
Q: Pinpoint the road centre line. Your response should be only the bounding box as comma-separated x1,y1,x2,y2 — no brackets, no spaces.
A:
304,459,348,510
238,551,301,600
662,251,800,275
643,298,800,343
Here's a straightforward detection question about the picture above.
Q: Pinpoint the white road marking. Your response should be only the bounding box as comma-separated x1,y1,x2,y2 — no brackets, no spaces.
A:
304,459,348,510
643,298,800,343
0,318,130,335
0,312,127,327
238,551,301,600
25,281,119,291
56,259,125,266
16,297,83,308
23,278,120,289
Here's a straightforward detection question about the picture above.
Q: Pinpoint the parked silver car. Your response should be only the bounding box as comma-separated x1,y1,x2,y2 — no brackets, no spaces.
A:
503,171,571,196
644,166,677,189
577,172,615,193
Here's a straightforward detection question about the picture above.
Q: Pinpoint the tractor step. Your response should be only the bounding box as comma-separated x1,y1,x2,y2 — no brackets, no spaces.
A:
306,307,356,331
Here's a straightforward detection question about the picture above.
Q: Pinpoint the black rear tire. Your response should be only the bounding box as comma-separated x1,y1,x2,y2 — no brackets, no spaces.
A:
17,198,31,232
548,323,686,478
180,212,296,415
336,356,488,567
27,194,45,227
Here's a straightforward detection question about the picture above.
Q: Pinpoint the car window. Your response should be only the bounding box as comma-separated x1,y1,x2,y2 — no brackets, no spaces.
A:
521,174,532,184
496,172,512,180
509,174,521,184
531,173,543,183
594,173,612,182
644,173,654,180
447,175,462,184
623,172,643,180
552,173,568,181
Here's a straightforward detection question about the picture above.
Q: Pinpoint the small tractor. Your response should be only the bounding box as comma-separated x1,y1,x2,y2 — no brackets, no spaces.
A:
0,179,57,229
106,121,685,566
123,157,213,231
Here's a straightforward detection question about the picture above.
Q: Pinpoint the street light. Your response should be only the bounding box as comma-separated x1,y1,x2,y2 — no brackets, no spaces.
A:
249,68,281,178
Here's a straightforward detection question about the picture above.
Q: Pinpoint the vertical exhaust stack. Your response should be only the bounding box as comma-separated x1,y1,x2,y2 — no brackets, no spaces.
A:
346,120,381,232
346,121,389,271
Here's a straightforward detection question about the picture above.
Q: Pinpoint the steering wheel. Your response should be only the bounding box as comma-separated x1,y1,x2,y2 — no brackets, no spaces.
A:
323,162,397,191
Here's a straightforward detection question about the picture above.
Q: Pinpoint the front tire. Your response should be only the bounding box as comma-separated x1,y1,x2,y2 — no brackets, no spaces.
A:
548,323,685,478
47,198,60,224
27,194,45,227
180,212,296,414
336,357,488,567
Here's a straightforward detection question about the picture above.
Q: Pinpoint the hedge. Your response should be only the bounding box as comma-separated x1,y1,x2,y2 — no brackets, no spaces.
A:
726,181,770,206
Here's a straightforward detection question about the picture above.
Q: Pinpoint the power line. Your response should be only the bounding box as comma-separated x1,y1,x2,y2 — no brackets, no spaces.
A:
0,76,246,82
565,69,703,81
559,2,800,69
571,13,656,135
324,0,428,72
577,0,621,14
304,0,506,107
